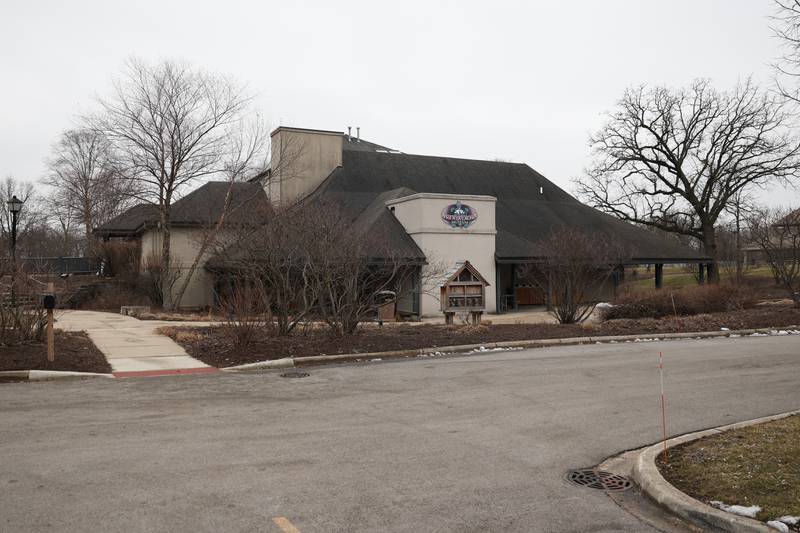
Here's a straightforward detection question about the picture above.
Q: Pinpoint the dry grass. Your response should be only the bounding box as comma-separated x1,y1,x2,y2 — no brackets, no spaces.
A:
658,415,800,524
157,326,206,345
603,284,757,320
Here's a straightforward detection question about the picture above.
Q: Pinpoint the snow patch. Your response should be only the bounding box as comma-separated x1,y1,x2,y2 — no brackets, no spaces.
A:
709,500,761,518
720,327,730,331
370,358,382,362
777,516,800,526
469,346,523,354
767,521,789,532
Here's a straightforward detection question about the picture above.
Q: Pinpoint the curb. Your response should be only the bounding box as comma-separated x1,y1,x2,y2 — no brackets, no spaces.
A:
632,410,800,533
0,370,114,382
221,358,295,372
221,325,800,372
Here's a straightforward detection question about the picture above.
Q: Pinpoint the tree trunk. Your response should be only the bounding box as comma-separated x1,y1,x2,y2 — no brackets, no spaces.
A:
160,205,173,310
702,223,720,284
171,182,234,309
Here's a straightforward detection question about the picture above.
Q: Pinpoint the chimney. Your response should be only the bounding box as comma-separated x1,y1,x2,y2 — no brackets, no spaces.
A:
347,126,352,140
356,126,360,142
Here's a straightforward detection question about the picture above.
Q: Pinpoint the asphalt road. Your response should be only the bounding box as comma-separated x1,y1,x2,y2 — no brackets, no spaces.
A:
1,335,798,533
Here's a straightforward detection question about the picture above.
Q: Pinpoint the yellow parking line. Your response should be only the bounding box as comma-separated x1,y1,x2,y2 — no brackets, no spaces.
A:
273,516,301,533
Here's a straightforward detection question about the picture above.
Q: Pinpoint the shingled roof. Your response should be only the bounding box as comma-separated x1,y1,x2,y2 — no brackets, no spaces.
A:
94,203,159,236
95,182,270,236
309,150,708,263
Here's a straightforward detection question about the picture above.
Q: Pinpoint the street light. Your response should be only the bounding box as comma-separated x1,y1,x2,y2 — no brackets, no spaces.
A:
7,195,23,306
7,195,23,259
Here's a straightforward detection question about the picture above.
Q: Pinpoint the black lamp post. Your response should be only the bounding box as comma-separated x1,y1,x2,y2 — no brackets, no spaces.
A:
7,195,23,305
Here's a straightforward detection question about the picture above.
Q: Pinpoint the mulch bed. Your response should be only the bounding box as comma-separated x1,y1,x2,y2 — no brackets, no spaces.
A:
161,305,800,368
658,415,800,526
0,331,111,373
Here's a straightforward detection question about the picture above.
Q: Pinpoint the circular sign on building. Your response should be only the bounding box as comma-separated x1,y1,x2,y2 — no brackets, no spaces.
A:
441,201,478,229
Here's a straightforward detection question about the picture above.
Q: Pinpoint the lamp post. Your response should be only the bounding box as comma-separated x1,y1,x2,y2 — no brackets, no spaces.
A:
7,195,23,306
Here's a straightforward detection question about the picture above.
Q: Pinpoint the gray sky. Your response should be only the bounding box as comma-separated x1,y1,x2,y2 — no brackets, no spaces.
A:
1,0,798,207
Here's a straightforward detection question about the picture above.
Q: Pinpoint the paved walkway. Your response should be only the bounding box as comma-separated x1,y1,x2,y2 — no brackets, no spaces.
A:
55,310,212,375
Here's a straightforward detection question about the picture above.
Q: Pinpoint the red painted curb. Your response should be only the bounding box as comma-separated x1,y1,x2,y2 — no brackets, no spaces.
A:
112,367,220,379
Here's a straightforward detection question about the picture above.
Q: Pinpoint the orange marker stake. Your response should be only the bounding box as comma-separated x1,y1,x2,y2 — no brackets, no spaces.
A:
659,351,668,464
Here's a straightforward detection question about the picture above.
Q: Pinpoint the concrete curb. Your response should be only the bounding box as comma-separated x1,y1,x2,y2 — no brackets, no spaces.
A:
221,325,800,371
221,358,295,372
0,370,114,382
632,410,800,533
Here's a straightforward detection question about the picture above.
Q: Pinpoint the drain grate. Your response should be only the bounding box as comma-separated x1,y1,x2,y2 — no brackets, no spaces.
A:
566,469,633,492
280,371,310,379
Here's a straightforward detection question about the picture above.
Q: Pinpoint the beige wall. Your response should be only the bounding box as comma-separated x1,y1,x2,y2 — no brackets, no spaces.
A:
387,193,498,316
141,227,216,309
267,127,343,206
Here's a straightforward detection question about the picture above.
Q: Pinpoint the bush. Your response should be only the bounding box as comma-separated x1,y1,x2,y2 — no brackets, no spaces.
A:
0,302,47,345
602,284,756,320
218,284,271,348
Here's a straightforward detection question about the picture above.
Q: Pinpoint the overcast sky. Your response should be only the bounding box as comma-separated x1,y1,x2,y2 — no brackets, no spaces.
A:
1,0,798,206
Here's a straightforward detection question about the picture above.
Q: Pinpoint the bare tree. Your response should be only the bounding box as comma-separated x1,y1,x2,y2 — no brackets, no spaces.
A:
93,59,254,308
0,177,46,257
170,117,270,308
304,205,422,336
518,227,628,324
44,128,131,251
773,0,800,106
217,203,317,336
722,190,758,283
215,201,423,337
748,207,800,306
577,79,800,283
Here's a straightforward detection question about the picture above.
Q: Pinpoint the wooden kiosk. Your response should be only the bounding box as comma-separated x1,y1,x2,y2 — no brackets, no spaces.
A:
439,261,490,324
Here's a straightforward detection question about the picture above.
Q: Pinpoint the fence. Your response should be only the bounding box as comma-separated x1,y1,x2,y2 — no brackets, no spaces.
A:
17,257,99,275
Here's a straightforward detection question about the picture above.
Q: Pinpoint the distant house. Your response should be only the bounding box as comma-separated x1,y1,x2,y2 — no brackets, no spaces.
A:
97,126,708,315
742,207,800,267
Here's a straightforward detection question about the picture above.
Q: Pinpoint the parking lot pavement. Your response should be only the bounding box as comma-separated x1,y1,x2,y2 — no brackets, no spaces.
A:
1,335,798,532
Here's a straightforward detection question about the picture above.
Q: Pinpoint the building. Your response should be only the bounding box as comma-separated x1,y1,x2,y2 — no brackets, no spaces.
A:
97,126,709,315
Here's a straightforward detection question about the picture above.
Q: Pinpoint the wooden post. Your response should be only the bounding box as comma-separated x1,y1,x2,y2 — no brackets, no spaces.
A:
698,263,705,285
47,309,54,361
654,263,664,290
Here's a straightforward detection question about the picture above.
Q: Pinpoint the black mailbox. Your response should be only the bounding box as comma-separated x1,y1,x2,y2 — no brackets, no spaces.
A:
43,294,56,310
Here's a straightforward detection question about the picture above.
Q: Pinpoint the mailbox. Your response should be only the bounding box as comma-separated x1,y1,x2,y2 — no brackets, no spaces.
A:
43,294,56,310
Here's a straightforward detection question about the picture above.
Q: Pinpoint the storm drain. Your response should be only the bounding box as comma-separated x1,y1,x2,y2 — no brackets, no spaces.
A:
566,469,633,492
280,371,310,379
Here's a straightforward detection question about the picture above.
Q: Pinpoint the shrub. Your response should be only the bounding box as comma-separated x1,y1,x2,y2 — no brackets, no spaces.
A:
0,303,47,345
602,284,756,320
218,284,271,348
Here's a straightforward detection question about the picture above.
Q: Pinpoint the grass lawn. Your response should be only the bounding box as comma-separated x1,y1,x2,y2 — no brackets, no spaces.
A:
658,415,800,525
626,265,777,291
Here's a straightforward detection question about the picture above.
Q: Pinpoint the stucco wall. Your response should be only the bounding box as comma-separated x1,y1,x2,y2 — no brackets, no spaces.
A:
387,193,497,316
267,128,342,206
140,227,216,309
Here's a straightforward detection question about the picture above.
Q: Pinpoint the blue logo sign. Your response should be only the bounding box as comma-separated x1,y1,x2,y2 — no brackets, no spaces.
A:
441,201,478,229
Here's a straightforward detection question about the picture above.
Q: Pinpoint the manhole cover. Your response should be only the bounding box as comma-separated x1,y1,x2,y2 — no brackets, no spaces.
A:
280,372,309,379
566,469,633,492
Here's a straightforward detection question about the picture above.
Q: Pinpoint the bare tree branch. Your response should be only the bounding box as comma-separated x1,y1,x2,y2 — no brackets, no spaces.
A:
576,79,800,282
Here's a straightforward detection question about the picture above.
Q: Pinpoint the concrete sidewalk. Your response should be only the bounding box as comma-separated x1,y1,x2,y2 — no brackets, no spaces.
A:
55,310,211,374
